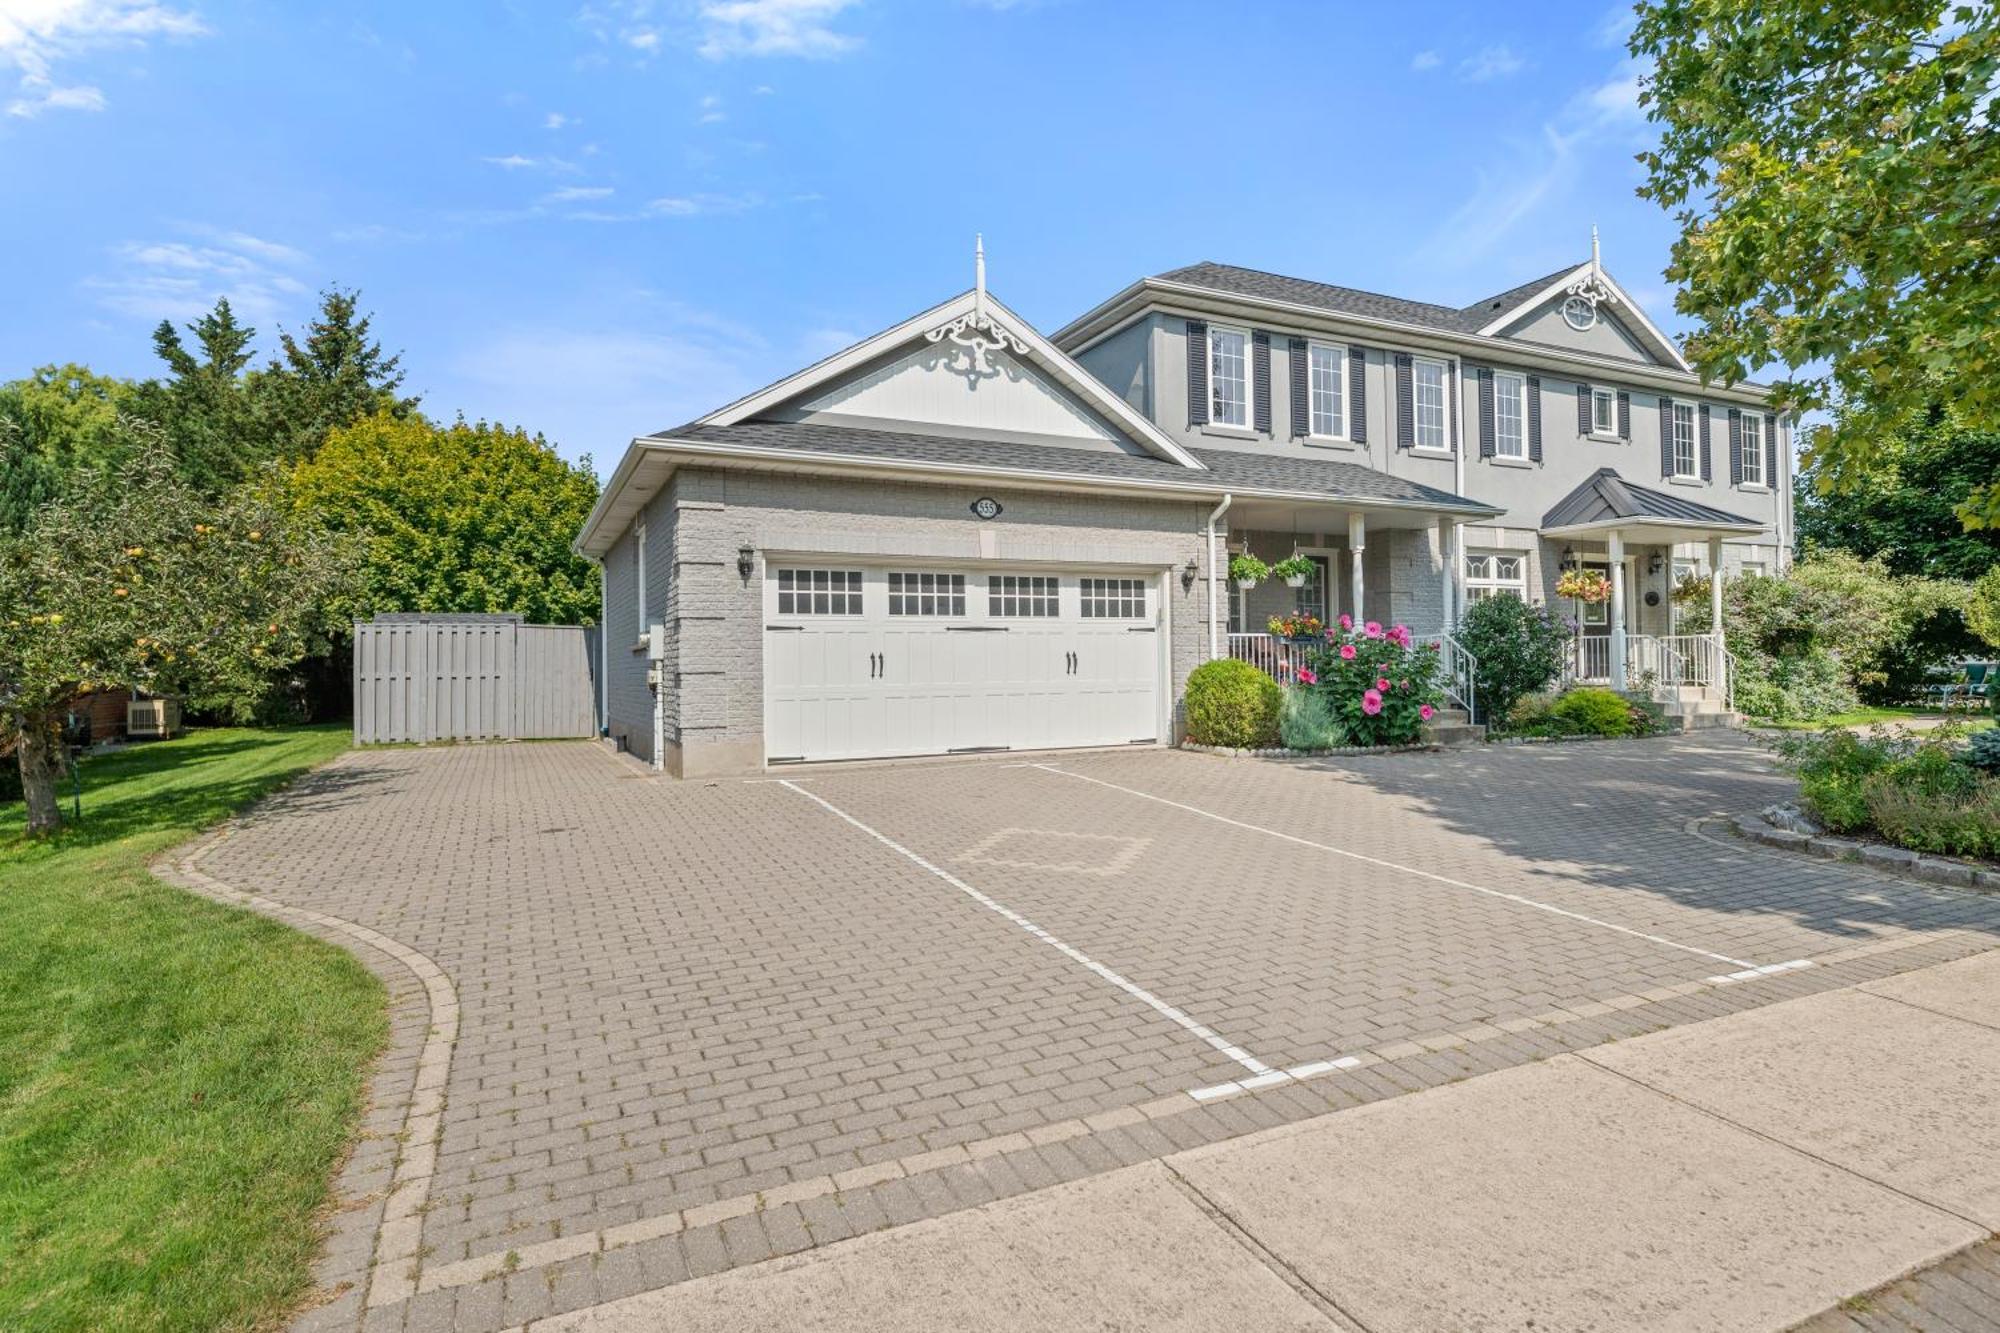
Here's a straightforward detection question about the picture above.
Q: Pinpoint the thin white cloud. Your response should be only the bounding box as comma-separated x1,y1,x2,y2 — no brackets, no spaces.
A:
1458,44,1525,81
544,111,573,130
546,185,615,202
697,0,860,60
697,92,725,123
482,153,579,172
624,27,660,51
84,227,309,325
0,0,206,117
1409,49,1440,72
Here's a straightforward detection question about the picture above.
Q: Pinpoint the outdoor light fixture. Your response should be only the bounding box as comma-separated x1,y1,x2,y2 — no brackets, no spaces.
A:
1181,557,1198,591
736,545,755,578
1647,553,1664,576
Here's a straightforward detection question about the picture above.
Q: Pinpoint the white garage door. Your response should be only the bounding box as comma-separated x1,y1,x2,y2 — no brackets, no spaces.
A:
763,565,1164,763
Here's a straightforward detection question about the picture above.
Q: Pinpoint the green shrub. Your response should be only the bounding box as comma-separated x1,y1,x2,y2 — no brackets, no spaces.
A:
1507,691,1559,731
1279,685,1346,750
1453,595,1572,726
1549,687,1632,737
1185,659,1281,748
1778,728,1904,831
1966,728,2000,775
1862,774,2000,858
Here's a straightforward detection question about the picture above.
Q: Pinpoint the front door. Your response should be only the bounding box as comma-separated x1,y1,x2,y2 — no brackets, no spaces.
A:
1575,561,1612,679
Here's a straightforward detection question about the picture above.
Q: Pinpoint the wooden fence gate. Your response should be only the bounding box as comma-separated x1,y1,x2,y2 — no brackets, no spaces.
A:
352,615,600,745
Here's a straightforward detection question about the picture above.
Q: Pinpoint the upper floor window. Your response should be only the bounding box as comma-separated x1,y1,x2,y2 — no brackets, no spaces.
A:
1208,326,1249,428
1670,401,1699,478
1413,356,1449,450
1307,342,1346,439
1739,413,1766,486
1590,386,1617,436
1494,371,1527,459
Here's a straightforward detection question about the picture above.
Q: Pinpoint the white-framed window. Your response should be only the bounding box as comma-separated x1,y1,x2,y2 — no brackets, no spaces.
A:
1494,371,1527,459
1080,578,1147,619
1740,561,1767,578
634,517,648,635
1464,551,1527,603
1208,326,1249,428
1671,401,1699,478
990,575,1059,618
776,568,862,616
1307,342,1345,439
1413,356,1449,450
887,571,965,617
1590,386,1617,436
1739,412,1766,486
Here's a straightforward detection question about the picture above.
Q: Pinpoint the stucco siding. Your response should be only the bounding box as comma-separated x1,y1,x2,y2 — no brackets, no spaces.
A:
1072,315,1153,418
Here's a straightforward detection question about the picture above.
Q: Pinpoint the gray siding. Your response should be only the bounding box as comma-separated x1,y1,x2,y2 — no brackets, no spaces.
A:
1072,315,1152,417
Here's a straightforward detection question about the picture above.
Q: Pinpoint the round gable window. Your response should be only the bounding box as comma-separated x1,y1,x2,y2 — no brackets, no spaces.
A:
1561,295,1598,331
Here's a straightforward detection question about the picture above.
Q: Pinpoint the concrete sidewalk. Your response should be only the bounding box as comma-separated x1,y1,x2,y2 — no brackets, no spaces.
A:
511,949,2000,1333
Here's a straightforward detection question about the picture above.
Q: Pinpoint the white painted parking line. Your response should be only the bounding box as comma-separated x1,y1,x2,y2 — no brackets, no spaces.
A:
1031,763,1812,978
779,780,1277,1077
1188,1055,1364,1103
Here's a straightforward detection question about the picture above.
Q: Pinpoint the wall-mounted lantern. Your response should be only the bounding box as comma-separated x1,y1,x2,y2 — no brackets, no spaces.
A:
736,545,755,579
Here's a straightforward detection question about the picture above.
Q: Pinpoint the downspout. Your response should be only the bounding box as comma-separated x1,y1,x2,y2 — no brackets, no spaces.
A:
1206,492,1233,660
597,558,609,736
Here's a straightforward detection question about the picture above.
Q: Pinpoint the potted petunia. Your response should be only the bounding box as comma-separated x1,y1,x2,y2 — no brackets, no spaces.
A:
1229,553,1269,591
1266,612,1325,644
1270,554,1315,589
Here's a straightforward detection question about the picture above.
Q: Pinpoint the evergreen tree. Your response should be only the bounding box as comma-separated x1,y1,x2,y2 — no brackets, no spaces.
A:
261,287,421,459
136,297,268,491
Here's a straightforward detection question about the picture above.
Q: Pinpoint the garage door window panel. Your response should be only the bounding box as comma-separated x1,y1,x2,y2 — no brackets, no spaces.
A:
889,571,967,617
1080,578,1147,619
777,568,863,615
991,575,1059,618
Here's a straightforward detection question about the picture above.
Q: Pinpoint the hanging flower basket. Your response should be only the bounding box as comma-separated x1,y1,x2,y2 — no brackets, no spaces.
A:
1270,554,1315,589
1556,568,1613,604
1229,553,1269,591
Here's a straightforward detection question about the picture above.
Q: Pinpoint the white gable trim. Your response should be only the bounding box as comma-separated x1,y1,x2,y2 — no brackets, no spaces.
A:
695,289,1204,470
1474,263,1692,373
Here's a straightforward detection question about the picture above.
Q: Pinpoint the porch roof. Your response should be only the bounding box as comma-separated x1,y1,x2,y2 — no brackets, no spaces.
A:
1540,467,1767,542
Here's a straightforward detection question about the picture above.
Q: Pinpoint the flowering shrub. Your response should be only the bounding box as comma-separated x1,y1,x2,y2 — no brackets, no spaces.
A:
1267,612,1324,639
1304,618,1444,746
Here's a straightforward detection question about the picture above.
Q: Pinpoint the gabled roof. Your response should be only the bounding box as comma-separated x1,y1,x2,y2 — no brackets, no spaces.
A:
692,286,1203,470
1471,261,1692,372
1541,467,1765,534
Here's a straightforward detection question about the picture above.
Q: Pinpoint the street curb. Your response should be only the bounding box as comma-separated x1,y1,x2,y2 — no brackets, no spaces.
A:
1728,811,2000,894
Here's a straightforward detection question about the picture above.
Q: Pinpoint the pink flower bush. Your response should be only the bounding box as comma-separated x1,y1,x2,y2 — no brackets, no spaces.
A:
1301,620,1446,747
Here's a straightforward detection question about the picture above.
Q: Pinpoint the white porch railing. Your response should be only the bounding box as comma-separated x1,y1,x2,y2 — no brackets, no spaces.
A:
1227,633,1311,681
1416,631,1477,721
1562,632,1734,710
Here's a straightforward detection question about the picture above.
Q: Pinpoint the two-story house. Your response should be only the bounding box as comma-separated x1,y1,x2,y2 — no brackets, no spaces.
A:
576,242,1788,776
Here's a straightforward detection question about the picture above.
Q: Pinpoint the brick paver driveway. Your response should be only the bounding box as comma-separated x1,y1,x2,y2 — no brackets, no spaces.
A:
196,733,2000,1332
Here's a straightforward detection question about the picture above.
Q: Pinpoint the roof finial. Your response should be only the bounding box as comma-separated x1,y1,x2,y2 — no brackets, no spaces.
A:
1591,224,1601,273
974,233,986,317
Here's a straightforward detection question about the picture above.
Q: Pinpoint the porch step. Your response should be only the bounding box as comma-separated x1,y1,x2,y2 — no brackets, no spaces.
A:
1423,719,1487,747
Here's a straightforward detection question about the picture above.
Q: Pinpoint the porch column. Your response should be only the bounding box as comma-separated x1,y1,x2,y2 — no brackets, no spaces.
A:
1608,529,1628,691
1436,515,1456,631
1347,512,1367,626
1707,534,1726,643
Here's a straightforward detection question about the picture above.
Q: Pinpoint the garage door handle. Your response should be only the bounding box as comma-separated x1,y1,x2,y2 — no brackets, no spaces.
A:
1126,626,1157,633
945,626,1008,632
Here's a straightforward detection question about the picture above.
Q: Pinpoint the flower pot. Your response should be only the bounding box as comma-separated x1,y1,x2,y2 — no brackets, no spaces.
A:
1284,634,1320,647
1284,574,1308,588
1234,578,1259,591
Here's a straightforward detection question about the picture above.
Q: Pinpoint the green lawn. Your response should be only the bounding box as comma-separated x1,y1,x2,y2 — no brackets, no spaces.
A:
1758,704,1995,732
0,726,387,1332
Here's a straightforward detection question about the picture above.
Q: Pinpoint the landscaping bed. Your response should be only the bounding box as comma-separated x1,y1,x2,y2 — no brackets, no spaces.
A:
0,726,385,1333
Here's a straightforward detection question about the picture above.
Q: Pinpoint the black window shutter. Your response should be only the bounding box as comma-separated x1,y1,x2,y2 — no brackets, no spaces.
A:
1658,397,1674,477
1477,367,1495,458
1185,320,1208,427
1527,375,1543,462
1617,390,1631,439
1728,408,1743,485
1575,383,1590,435
1394,353,1413,449
1288,338,1309,439
1348,345,1368,443
1448,362,1460,453
1766,416,1780,487
1699,405,1713,480
1252,331,1272,435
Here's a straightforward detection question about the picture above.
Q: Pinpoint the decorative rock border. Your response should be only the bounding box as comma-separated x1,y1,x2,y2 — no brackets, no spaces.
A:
1486,730,1681,748
1730,807,2000,892
1180,740,1438,759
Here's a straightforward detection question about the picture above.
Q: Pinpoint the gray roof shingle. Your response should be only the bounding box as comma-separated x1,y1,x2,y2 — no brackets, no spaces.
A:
1542,467,1763,530
1154,260,1580,335
651,420,1500,514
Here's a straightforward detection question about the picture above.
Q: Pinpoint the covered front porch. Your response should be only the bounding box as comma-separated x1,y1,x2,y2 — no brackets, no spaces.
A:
1541,469,1769,720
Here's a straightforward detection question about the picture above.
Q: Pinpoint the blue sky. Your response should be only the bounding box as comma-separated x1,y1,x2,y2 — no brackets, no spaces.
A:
2,0,1683,471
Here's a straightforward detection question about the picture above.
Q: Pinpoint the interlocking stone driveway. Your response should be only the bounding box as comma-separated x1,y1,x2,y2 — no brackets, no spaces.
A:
191,734,2000,1332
